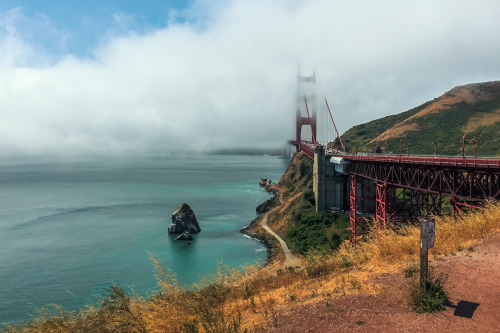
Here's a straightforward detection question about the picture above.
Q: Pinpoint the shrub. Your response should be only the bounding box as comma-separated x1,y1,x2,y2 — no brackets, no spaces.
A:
304,189,315,206
101,285,147,333
287,209,349,254
299,158,313,179
408,272,448,313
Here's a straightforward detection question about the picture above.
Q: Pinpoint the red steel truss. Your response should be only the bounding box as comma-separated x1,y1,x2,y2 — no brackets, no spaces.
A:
375,183,387,230
349,174,356,245
346,158,499,244
349,175,375,246
449,198,483,219
293,139,500,245
348,160,500,202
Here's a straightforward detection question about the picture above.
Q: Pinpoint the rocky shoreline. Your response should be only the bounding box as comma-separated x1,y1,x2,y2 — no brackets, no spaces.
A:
240,188,280,265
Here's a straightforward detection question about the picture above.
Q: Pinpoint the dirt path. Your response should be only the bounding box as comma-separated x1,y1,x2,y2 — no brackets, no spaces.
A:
261,207,302,268
258,233,500,332
260,188,302,268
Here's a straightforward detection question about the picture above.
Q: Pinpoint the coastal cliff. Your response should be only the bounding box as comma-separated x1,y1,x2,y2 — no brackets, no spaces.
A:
240,152,313,264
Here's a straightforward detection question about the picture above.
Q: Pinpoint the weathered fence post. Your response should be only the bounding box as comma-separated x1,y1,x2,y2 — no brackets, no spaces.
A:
420,218,435,289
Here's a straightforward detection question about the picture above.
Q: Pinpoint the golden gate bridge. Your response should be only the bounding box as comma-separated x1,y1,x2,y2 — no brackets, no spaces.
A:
288,72,500,245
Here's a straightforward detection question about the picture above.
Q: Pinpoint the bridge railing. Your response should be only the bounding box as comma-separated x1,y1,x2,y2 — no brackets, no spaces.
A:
337,154,500,169
295,141,500,168
300,143,315,160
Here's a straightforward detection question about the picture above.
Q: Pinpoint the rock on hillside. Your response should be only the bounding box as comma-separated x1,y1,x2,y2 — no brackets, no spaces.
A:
337,81,500,156
168,203,201,234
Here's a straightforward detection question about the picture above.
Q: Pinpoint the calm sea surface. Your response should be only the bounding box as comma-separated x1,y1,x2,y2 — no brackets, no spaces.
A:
0,154,288,324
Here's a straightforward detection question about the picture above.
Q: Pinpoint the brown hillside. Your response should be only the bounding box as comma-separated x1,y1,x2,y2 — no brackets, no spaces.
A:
370,81,500,144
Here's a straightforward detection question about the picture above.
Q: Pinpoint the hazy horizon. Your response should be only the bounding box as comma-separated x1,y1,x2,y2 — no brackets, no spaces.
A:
2,1,500,156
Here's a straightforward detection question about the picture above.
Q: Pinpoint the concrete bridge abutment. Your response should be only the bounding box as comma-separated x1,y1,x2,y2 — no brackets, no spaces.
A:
313,146,348,212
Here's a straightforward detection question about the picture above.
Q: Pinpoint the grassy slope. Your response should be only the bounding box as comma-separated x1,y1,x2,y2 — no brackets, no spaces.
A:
337,101,431,152
338,82,500,156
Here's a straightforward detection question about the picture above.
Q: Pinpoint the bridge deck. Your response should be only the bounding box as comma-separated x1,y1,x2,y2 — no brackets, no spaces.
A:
337,154,500,169
298,141,500,168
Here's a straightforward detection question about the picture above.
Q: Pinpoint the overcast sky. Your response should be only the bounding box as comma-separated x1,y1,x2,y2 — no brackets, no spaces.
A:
1,0,500,156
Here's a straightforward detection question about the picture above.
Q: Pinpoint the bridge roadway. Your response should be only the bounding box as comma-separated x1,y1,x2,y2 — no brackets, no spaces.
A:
297,141,500,169
298,141,500,202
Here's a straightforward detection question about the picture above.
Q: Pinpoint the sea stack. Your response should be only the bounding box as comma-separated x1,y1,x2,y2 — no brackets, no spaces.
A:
168,203,201,234
175,230,193,241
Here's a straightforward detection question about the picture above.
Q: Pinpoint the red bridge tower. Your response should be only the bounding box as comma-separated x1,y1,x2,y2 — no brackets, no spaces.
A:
291,72,317,152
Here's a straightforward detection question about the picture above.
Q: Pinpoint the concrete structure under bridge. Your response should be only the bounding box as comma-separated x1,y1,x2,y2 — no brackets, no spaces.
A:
313,146,350,212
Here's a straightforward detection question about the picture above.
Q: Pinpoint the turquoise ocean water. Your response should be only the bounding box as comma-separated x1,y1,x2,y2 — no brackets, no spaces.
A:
0,154,288,325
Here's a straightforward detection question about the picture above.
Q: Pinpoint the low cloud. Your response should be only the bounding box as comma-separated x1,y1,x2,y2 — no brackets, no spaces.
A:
1,0,500,156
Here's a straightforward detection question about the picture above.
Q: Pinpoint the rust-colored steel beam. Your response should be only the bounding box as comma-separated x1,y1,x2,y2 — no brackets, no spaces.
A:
349,174,357,246
375,182,387,230
349,160,500,202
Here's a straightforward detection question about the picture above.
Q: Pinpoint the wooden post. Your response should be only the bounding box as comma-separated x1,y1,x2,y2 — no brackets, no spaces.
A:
420,242,428,289
420,218,435,289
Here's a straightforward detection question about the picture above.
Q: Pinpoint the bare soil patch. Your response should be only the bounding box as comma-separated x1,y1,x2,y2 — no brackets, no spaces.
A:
257,234,500,332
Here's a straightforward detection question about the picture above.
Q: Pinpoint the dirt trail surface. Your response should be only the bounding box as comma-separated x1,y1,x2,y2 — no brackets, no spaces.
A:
260,191,302,268
259,186,302,268
258,234,500,332
260,210,301,268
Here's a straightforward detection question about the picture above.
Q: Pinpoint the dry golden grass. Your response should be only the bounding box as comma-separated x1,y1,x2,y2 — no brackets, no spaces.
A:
5,203,500,333
370,83,500,143
370,122,420,144
462,109,500,133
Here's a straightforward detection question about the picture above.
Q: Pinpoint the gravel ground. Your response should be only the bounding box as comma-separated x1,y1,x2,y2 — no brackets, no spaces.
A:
256,233,500,332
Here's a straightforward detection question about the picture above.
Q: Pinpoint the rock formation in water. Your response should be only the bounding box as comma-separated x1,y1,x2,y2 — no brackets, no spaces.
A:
168,203,201,234
259,178,276,192
175,230,193,240
259,178,268,187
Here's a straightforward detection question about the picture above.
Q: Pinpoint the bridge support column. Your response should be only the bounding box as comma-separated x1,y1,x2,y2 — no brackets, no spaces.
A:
349,174,357,245
376,183,396,230
349,175,376,245
375,183,387,230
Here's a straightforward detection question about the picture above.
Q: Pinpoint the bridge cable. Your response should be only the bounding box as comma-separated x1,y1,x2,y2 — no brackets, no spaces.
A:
325,98,346,152
316,71,345,151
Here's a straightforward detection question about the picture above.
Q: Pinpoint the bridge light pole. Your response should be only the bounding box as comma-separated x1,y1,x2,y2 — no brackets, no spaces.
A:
470,139,477,159
462,135,469,159
399,138,405,157
432,142,437,157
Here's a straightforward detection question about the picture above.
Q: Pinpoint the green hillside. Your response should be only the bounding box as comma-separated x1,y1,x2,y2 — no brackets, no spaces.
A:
335,81,500,157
